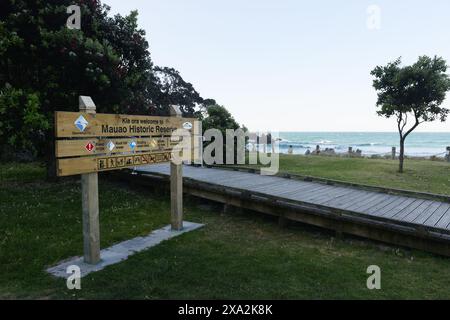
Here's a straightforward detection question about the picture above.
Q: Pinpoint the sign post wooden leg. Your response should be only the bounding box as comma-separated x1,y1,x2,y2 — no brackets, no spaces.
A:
79,96,100,264
170,161,183,230
170,105,183,231
82,172,100,264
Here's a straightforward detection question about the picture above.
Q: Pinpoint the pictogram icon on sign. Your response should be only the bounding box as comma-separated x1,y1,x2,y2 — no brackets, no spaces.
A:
74,115,88,132
107,140,115,152
85,142,95,152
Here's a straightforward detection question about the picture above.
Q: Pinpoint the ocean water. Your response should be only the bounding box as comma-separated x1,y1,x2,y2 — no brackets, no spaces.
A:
275,132,450,157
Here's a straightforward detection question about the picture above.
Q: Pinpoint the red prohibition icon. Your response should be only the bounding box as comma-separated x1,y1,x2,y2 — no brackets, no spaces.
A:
85,142,95,152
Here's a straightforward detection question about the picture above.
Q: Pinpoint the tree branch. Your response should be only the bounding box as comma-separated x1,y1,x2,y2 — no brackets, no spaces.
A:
397,112,403,138
403,110,420,139
401,112,408,133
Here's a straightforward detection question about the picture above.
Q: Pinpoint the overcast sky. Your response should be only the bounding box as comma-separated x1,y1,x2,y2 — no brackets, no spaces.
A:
104,0,450,132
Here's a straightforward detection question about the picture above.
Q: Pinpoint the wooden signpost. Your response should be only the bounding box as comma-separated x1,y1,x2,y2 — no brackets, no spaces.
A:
56,96,201,264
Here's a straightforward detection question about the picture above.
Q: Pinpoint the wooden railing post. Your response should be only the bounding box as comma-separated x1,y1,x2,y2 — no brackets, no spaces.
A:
392,147,396,160
79,96,100,264
170,105,183,231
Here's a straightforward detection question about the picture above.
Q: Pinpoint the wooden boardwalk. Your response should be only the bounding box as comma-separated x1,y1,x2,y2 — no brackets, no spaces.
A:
132,164,450,256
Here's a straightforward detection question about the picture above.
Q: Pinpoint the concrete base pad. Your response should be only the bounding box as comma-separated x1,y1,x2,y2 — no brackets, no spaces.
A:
47,221,204,278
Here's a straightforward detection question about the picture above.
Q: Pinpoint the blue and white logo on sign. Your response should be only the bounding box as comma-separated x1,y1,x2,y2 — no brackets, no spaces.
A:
183,122,193,130
129,140,137,150
74,115,88,132
107,141,115,152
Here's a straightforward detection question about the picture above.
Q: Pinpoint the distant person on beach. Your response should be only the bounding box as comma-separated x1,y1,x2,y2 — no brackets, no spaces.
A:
288,145,293,154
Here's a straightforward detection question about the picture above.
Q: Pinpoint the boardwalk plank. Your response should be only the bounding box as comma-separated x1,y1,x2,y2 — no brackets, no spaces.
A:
381,198,417,218
391,199,425,220
435,207,450,229
249,180,302,194
285,185,336,201
307,187,355,204
225,176,284,189
344,193,387,212
364,195,403,216
423,203,450,227
280,183,331,198
269,182,317,195
295,185,344,201
374,197,409,217
338,192,380,210
411,201,442,224
246,179,293,191
273,183,326,197
321,190,371,208
403,200,436,223
353,194,393,213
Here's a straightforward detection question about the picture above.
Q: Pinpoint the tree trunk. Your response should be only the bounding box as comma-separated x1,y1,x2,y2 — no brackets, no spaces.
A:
45,131,58,182
398,138,405,173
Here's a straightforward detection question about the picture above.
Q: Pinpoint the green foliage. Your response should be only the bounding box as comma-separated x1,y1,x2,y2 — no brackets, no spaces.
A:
0,0,205,163
0,86,49,158
371,56,450,172
154,67,204,117
202,104,240,133
371,56,450,123
201,103,244,164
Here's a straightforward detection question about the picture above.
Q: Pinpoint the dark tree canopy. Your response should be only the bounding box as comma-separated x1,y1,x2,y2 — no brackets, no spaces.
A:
201,103,245,165
202,104,240,134
371,56,450,172
0,0,204,162
372,56,450,123
153,66,204,117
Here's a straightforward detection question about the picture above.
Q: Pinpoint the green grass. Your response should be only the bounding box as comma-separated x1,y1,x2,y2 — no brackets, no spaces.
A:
1,162,450,299
252,154,450,196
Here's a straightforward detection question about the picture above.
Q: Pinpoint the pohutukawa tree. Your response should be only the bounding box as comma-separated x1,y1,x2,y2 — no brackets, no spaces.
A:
0,0,206,178
371,56,450,173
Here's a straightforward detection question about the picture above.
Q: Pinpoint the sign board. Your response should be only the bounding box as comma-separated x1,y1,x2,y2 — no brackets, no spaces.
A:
55,111,195,138
56,137,171,157
57,151,173,176
55,111,199,176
